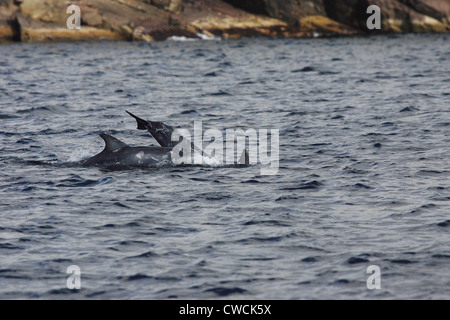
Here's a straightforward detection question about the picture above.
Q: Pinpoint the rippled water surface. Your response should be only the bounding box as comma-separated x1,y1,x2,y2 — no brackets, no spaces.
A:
0,34,449,299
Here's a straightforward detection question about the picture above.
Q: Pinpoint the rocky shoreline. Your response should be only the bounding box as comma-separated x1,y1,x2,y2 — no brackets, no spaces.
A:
0,0,449,43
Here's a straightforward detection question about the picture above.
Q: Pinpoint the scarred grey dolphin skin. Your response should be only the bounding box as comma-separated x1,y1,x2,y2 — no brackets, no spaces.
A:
82,134,172,169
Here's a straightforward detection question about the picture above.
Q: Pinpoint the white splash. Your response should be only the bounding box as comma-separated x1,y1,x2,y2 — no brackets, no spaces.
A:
195,153,222,166
167,33,221,42
67,147,93,162
169,151,222,167
167,36,197,42
196,33,221,41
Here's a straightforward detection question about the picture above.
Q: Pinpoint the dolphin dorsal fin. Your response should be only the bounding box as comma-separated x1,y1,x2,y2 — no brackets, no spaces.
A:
238,149,249,165
99,134,128,152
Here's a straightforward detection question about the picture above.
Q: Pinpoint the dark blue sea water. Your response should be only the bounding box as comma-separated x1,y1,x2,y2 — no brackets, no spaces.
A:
0,34,449,299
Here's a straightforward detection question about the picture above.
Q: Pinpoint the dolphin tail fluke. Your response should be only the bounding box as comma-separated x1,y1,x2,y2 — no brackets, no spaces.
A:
126,110,176,148
238,149,249,165
126,110,148,130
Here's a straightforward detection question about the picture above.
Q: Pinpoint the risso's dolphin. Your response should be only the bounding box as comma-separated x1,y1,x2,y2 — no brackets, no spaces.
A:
82,111,249,169
81,133,172,169
125,110,249,165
